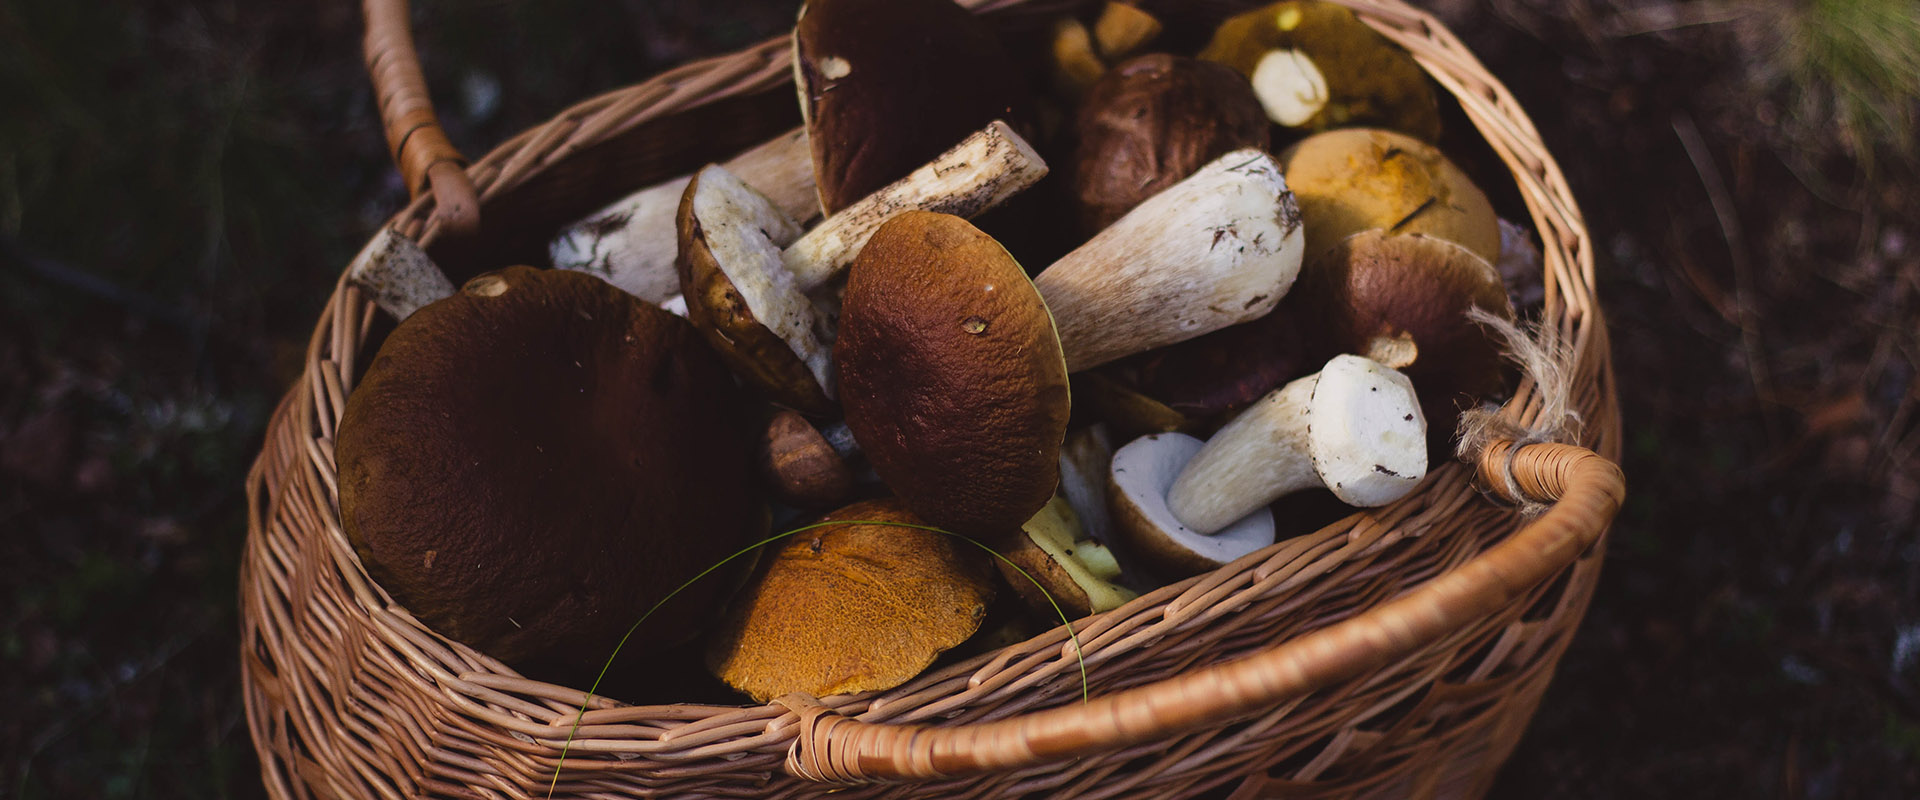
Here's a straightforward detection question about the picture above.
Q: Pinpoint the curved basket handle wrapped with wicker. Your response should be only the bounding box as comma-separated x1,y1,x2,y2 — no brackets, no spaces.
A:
773,441,1622,782
362,0,480,235
241,0,1624,797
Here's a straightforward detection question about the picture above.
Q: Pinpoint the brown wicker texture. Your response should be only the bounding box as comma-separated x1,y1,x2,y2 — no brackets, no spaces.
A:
240,0,1624,797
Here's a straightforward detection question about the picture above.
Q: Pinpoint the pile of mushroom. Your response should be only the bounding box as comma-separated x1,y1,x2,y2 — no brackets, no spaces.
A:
335,0,1541,701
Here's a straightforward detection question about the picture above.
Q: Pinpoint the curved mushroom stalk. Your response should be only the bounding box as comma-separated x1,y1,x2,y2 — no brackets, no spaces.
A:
1036,148,1305,372
1167,354,1428,535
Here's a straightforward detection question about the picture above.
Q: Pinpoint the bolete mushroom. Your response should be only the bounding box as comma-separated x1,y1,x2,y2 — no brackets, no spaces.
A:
834,210,1071,541
997,495,1137,620
1296,230,1515,443
336,266,764,669
1108,432,1277,579
761,409,857,508
1199,0,1441,141
705,498,995,702
676,122,1048,413
794,0,1037,214
1073,53,1270,236
836,151,1303,537
1167,354,1427,535
1278,127,1500,263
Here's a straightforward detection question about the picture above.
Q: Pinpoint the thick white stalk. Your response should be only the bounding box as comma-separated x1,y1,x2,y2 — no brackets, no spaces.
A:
1166,374,1319,534
1035,149,1304,373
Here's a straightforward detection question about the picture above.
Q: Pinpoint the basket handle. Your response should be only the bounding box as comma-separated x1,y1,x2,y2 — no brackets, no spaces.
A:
362,0,481,235
775,440,1624,783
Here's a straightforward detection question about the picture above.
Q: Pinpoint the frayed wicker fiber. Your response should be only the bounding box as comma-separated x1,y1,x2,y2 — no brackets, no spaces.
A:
241,0,1625,797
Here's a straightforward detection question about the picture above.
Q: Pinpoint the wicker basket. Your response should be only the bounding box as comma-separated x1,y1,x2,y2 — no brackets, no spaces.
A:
240,0,1625,797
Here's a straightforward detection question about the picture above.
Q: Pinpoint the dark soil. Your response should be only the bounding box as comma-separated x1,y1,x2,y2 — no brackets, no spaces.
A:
2,1,1914,797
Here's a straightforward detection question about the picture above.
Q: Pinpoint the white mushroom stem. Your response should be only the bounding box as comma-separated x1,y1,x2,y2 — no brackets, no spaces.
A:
1167,355,1428,535
781,120,1048,292
1249,49,1328,127
1034,148,1304,373
551,127,817,303
347,228,452,321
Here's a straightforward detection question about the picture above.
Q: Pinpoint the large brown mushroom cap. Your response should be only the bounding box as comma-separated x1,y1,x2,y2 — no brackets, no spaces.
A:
1279,128,1500,263
1073,53,1270,236
1302,230,1515,439
794,0,1036,214
705,498,995,702
337,266,765,669
835,211,1070,542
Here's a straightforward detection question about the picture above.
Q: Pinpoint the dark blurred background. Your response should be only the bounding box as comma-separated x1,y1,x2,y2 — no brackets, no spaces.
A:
2,0,1915,797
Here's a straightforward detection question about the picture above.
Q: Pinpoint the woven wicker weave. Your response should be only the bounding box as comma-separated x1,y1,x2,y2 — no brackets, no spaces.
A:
241,1,1625,797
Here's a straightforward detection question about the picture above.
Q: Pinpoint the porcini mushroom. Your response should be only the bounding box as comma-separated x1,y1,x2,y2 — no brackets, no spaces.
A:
1073,53,1270,236
1166,354,1427,536
1108,432,1277,579
794,0,1037,214
705,498,995,702
676,122,1048,413
834,211,1071,541
336,266,764,669
761,409,857,508
1279,127,1500,263
1199,0,1441,141
1297,230,1515,442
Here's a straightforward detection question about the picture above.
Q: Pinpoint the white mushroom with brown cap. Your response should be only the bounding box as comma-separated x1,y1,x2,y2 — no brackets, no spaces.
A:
676,121,1049,414
1167,354,1428,536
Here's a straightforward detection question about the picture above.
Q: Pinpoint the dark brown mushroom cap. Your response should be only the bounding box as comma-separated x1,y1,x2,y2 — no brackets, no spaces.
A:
1199,0,1440,140
1301,230,1515,438
705,498,995,702
336,266,765,669
676,167,835,416
1073,53,1270,237
794,0,1037,214
834,211,1070,542
1279,128,1500,263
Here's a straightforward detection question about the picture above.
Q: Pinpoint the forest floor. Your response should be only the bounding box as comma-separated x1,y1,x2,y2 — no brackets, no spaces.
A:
2,0,1915,797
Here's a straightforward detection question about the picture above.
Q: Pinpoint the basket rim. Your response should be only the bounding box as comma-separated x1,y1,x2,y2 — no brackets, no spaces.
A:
242,0,1622,795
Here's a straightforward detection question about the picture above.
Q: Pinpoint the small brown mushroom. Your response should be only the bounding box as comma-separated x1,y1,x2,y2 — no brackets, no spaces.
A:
761,410,856,508
705,498,995,702
1072,53,1270,236
336,266,765,669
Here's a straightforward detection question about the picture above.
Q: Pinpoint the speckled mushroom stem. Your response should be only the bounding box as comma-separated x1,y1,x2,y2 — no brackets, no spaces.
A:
346,227,452,321
782,121,1048,292
1035,148,1303,373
